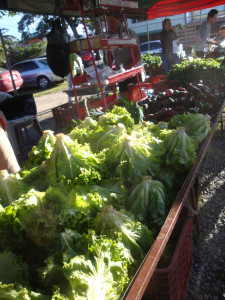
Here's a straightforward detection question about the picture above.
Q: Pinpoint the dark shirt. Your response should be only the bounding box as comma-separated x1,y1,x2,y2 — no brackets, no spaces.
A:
160,30,178,54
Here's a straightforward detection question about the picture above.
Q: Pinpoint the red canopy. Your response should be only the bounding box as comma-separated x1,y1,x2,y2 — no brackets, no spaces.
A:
147,0,225,19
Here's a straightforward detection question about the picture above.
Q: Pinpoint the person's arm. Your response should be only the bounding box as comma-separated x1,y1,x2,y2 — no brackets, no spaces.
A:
206,39,219,45
171,27,178,41
125,29,142,69
70,53,84,76
75,55,84,75
0,111,7,131
126,45,141,69
200,22,210,42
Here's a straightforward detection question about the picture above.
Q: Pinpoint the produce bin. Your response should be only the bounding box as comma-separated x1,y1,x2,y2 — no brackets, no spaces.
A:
52,102,78,127
128,75,169,102
142,206,193,300
122,101,225,300
52,94,117,126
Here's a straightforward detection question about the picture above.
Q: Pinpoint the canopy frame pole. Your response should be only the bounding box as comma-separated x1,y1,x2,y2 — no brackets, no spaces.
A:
0,29,18,95
146,19,150,52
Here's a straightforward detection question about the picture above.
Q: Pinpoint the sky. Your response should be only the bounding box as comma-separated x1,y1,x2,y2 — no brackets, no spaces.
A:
0,13,84,40
0,14,24,39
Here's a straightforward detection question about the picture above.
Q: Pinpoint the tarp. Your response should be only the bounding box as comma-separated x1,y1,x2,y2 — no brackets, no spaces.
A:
0,0,81,16
0,0,147,18
0,0,225,19
146,0,225,19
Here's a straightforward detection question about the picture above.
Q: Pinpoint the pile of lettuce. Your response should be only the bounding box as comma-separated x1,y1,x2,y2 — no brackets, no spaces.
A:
0,108,211,299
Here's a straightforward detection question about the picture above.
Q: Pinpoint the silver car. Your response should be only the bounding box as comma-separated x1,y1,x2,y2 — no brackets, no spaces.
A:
11,58,64,89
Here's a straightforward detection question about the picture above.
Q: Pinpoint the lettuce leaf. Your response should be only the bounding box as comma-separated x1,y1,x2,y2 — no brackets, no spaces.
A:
90,123,127,153
169,113,211,147
62,231,130,300
23,130,56,170
94,205,154,261
98,106,134,130
104,134,160,184
47,134,102,186
69,117,97,144
160,127,196,170
0,170,29,207
0,282,50,300
126,176,166,225
0,251,28,285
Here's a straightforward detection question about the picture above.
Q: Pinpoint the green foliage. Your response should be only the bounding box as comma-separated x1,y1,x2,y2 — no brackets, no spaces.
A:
0,251,28,285
98,106,134,130
141,52,162,69
47,134,102,186
0,35,45,67
0,106,212,299
167,58,224,84
94,205,154,261
62,231,130,300
0,170,29,207
0,35,20,66
104,134,161,183
126,176,166,225
0,282,50,300
160,128,196,170
117,98,144,124
23,130,56,170
169,113,211,148
88,123,127,153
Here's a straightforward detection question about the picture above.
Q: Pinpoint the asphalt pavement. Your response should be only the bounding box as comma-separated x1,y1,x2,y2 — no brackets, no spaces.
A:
18,90,69,164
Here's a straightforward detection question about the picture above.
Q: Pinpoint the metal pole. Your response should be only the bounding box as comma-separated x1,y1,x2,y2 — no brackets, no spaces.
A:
146,19,150,52
0,29,18,95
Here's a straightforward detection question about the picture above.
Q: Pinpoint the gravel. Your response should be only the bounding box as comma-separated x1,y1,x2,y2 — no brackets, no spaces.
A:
185,129,225,300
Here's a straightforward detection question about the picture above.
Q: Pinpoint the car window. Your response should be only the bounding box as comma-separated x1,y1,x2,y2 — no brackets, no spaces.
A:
16,61,39,72
150,42,161,50
140,44,149,52
140,42,162,53
12,65,20,71
39,59,48,66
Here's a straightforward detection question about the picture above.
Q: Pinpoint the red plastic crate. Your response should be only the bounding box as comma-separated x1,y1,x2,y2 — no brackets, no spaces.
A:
128,75,168,102
52,102,78,127
142,206,193,300
52,94,117,127
71,74,90,85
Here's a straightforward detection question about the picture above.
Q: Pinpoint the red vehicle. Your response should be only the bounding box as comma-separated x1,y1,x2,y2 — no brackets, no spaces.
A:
79,51,97,67
0,67,23,93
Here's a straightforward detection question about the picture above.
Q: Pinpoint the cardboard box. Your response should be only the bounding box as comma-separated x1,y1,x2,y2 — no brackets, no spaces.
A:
69,35,105,52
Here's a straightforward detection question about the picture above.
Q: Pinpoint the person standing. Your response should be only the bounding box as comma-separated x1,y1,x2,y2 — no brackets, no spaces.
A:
106,13,143,98
193,9,218,58
160,19,178,74
0,111,20,174
67,53,84,102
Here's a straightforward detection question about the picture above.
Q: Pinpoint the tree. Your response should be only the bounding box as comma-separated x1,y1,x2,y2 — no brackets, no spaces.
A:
0,32,20,66
0,30,45,67
18,13,82,39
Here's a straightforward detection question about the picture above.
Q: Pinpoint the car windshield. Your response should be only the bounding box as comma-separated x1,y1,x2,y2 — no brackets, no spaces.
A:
140,42,161,52
0,67,7,73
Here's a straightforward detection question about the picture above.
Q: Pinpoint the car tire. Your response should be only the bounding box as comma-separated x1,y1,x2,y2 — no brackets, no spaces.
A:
37,76,50,89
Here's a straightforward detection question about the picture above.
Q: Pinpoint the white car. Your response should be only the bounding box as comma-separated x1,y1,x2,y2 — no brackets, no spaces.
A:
140,40,162,55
